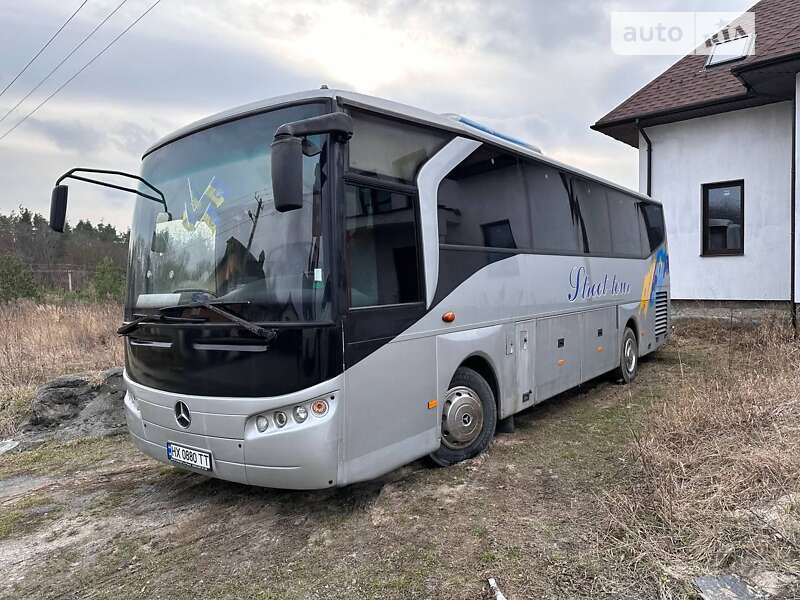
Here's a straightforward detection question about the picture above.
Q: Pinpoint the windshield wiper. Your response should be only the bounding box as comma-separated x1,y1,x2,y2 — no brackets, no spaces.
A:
118,303,278,341
117,313,206,335
190,301,278,341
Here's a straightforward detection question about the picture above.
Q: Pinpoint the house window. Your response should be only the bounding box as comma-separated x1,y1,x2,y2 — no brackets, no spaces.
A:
702,180,744,256
705,35,755,67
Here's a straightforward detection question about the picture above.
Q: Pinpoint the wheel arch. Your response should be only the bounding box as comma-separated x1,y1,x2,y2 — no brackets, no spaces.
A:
625,315,640,343
457,353,501,413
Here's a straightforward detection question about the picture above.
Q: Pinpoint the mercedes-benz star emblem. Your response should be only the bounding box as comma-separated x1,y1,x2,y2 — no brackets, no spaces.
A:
174,401,191,428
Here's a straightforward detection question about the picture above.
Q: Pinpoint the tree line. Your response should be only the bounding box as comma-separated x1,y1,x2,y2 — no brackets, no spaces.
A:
0,206,129,303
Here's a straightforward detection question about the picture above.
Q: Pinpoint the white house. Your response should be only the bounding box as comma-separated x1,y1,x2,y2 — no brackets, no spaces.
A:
593,0,799,312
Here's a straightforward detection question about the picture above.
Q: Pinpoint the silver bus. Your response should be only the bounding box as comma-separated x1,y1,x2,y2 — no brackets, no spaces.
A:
49,89,670,489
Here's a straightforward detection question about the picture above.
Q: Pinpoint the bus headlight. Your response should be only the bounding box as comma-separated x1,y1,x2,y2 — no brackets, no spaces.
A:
274,411,288,428
293,406,308,423
256,415,269,432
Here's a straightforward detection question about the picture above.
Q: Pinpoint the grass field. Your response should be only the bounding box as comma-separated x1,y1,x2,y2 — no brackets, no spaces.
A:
0,305,798,598
0,301,123,436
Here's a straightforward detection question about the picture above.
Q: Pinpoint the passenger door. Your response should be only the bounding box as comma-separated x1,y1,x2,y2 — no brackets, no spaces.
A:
340,181,438,482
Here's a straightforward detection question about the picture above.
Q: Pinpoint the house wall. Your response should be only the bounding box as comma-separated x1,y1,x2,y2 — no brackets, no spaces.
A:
638,101,793,300
795,74,800,305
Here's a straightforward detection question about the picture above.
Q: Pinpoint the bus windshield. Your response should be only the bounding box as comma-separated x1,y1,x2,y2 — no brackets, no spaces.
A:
126,102,331,323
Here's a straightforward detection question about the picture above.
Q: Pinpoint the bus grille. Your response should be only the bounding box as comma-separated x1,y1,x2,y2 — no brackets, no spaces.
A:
654,291,669,336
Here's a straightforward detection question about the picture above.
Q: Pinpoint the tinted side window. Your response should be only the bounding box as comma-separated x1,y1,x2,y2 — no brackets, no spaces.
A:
607,189,644,257
348,110,451,184
345,185,421,307
573,178,611,255
640,203,665,253
437,146,530,249
523,162,581,253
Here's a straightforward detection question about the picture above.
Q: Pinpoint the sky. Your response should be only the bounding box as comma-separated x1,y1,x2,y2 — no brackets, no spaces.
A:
0,0,755,230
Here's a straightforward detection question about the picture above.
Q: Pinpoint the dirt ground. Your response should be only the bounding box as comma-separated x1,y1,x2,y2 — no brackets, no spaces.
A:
0,324,792,599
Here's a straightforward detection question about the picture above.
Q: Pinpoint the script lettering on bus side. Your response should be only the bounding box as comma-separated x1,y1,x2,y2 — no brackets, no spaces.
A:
567,266,631,302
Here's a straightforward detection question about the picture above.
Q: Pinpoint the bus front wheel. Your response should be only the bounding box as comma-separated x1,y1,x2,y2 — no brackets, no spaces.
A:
615,327,639,384
429,366,497,467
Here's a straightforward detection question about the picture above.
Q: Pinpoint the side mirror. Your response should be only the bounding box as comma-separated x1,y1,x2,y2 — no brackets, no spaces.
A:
270,112,353,213
50,185,68,232
271,135,304,212
150,211,171,254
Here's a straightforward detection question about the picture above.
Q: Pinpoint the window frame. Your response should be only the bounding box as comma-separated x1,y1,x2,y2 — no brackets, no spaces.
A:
701,179,745,257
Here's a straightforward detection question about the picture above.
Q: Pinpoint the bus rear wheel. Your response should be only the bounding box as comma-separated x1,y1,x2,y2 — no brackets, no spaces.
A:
429,366,497,467
615,326,639,384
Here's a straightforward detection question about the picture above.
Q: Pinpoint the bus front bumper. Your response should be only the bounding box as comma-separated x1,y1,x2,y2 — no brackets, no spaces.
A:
123,372,342,490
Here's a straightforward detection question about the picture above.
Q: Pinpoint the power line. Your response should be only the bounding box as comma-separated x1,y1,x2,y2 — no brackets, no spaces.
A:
0,0,161,143
0,0,128,128
0,1,89,100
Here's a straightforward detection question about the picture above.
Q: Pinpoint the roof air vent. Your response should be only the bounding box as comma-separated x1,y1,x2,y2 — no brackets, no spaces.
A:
443,113,542,154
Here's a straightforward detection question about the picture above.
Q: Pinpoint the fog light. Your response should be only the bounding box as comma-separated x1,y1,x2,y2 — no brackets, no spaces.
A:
274,411,288,428
293,406,308,423
256,415,269,432
311,399,329,417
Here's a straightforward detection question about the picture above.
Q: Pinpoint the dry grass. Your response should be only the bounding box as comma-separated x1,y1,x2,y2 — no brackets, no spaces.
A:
0,301,123,436
603,318,800,593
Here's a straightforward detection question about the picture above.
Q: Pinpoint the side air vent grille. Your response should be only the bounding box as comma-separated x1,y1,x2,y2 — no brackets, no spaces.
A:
654,291,669,336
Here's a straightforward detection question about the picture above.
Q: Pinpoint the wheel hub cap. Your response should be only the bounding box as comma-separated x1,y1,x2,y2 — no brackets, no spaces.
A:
624,338,637,373
441,386,483,449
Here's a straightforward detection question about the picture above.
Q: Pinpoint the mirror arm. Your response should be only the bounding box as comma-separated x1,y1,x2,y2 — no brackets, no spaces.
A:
55,168,168,213
274,112,353,142
61,174,167,210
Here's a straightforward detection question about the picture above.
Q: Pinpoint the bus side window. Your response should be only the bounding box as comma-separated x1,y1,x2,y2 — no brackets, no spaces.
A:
437,146,530,251
348,109,450,184
639,203,665,253
573,178,612,255
607,188,645,257
523,162,582,254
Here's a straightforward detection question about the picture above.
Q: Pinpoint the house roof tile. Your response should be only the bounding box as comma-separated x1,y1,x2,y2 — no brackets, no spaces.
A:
594,0,800,132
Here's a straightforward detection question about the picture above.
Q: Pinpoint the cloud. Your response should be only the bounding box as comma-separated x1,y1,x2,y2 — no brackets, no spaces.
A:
0,0,755,229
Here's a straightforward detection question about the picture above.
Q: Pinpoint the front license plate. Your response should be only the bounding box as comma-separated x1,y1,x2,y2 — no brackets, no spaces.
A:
166,442,212,471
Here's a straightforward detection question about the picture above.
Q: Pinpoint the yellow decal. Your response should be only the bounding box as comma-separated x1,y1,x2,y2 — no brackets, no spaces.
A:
639,258,656,315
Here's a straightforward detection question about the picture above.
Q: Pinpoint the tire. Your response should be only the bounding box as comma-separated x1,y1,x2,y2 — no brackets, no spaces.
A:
429,366,497,467
615,326,639,384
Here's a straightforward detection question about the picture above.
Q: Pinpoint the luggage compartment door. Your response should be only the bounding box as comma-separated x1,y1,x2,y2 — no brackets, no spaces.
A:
581,307,618,381
515,320,535,411
535,314,581,401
